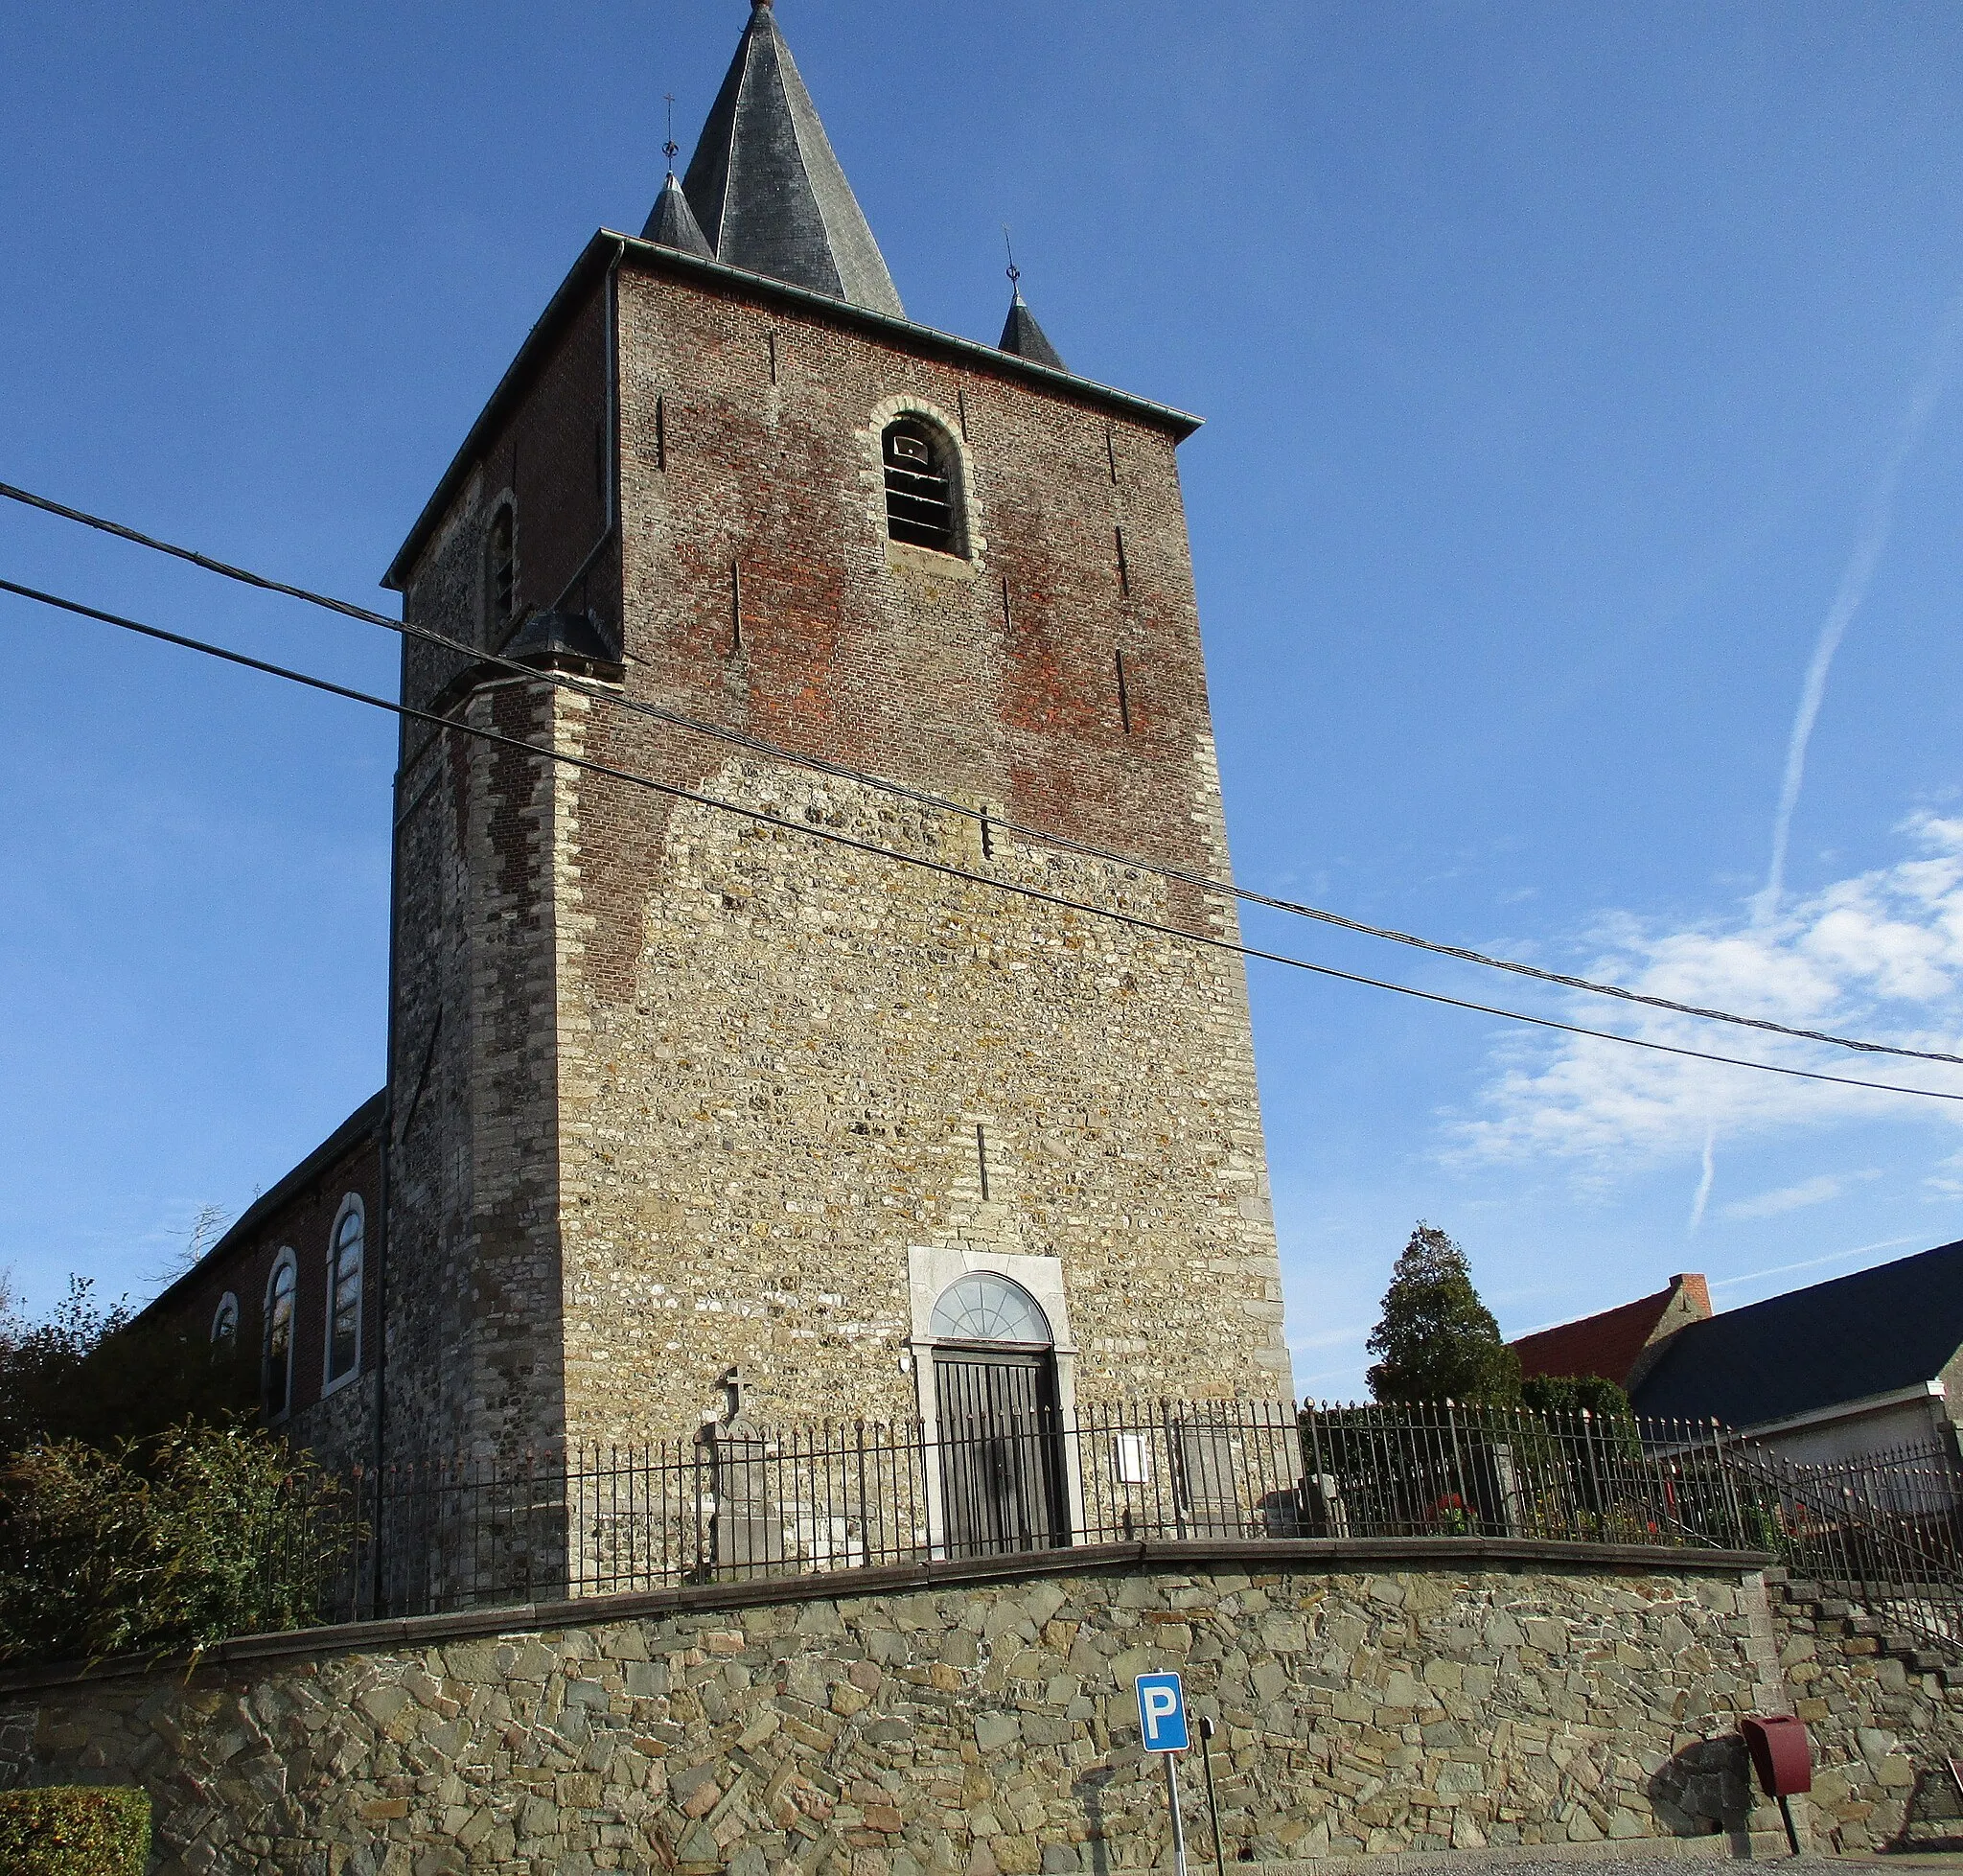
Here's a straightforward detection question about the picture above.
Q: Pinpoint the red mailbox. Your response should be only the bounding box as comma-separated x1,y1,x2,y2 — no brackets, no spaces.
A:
1742,1714,1813,1796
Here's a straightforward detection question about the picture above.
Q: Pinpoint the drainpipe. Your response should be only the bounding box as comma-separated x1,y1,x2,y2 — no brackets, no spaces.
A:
366,735,407,1617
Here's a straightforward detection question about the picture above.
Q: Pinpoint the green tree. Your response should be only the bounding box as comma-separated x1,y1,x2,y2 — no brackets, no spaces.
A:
1365,1223,1522,1405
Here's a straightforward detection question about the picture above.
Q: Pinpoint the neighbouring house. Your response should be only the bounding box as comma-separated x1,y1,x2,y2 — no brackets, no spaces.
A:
1511,1271,1712,1393
1513,1242,1963,1468
1631,1239,1963,1466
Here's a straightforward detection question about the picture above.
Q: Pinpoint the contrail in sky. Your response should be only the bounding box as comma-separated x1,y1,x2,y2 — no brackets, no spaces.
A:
1687,1124,1716,1233
1755,289,1963,927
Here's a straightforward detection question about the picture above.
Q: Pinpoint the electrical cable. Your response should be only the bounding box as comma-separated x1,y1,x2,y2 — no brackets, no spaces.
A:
7,567,1963,1106
3,476,1954,1070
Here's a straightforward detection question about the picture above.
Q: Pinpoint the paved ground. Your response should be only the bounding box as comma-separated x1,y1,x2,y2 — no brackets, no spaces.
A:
1331,1862,1963,1876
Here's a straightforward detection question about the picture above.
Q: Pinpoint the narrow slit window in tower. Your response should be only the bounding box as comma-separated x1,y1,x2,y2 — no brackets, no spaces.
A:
487,508,516,638
884,418,957,555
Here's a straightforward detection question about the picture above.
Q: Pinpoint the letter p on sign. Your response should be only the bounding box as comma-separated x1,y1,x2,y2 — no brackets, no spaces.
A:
1136,1672,1189,1751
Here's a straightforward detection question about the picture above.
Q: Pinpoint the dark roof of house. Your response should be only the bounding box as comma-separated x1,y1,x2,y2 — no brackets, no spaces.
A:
1512,1278,1691,1387
1632,1239,1963,1428
139,1091,385,1323
680,0,904,317
642,174,713,259
381,231,1203,591
998,292,1066,372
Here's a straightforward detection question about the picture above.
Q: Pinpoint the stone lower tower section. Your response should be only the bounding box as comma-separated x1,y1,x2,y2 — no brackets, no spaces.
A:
383,238,1291,1458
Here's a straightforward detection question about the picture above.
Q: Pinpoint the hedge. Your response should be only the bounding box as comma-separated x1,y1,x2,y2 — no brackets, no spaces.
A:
0,1786,150,1873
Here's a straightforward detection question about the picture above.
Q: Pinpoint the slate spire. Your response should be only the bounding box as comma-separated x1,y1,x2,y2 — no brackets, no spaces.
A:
678,0,905,317
998,290,1066,372
642,173,713,258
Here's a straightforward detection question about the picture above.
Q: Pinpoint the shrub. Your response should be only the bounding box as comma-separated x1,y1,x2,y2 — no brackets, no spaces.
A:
0,1786,150,1874
1521,1373,1634,1421
0,1420,354,1665
0,1276,255,1464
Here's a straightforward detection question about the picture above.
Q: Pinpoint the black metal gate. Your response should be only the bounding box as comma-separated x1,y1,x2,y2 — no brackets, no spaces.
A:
934,1349,1067,1558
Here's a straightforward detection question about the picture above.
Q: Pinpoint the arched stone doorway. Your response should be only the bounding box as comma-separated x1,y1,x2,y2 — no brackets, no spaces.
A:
927,1272,1067,1557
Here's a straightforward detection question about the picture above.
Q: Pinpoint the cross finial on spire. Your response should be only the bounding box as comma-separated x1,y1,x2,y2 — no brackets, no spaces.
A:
663,93,679,174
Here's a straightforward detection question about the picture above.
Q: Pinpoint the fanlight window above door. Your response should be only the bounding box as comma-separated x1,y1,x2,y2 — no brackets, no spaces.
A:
929,1272,1051,1346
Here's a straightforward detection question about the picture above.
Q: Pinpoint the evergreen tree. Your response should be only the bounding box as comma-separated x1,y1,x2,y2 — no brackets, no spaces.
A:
1365,1223,1521,1405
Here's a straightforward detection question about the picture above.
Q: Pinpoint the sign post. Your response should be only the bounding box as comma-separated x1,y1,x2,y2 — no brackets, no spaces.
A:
1136,1674,1189,1876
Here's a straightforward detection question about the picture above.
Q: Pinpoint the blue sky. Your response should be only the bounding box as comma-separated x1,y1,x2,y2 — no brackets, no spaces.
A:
4,1,1962,1398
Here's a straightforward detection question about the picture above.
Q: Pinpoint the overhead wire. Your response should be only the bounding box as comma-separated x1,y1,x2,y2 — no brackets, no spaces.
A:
6,567,1963,1106
2,476,1955,1070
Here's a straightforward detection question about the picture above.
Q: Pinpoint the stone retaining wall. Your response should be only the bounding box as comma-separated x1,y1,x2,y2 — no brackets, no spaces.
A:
0,1540,1950,1875
1769,1577,1963,1852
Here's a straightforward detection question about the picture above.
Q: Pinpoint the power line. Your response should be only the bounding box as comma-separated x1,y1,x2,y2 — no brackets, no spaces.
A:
7,567,1962,1107
2,476,1954,1071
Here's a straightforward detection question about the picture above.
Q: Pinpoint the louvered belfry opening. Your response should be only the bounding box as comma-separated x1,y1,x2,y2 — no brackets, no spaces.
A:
883,417,957,554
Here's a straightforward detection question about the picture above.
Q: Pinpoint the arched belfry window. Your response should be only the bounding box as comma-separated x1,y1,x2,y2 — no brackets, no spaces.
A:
883,417,958,555
264,1252,297,1421
324,1196,364,1390
930,1272,1051,1347
486,505,516,639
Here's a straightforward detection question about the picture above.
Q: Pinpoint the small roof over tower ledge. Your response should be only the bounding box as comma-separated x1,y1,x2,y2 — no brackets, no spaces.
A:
999,290,1066,372
674,0,905,317
643,173,712,258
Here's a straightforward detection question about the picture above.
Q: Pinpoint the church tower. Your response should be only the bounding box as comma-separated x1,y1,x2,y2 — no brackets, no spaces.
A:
378,0,1291,1469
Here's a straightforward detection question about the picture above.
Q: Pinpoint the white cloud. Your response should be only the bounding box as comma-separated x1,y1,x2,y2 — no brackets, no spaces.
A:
1720,1172,1871,1220
1454,813,1963,1171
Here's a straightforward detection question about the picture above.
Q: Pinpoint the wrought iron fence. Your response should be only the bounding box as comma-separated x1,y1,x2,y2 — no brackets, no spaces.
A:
315,1399,1822,1624
1716,1432,1963,1662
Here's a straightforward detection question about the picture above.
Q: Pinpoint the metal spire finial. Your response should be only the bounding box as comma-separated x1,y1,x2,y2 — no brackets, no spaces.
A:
663,94,679,173
1003,224,1023,301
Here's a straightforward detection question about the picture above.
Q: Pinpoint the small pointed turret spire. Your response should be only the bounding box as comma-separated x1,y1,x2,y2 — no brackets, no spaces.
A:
995,228,1067,371
671,0,904,315
643,173,714,257
643,94,715,256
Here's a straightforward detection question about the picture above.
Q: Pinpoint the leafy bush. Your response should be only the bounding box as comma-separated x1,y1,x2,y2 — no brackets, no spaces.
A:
0,1786,150,1874
1521,1373,1634,1421
0,1420,353,1665
0,1276,255,1463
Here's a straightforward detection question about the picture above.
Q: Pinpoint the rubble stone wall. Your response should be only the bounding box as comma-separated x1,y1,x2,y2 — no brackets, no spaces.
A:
1770,1578,1963,1853
0,1543,1870,1876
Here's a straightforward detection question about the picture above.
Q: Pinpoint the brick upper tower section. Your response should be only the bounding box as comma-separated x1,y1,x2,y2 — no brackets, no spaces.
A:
381,199,1290,1455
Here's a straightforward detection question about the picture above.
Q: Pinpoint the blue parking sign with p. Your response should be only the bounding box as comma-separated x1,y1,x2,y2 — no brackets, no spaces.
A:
1136,1672,1189,1751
